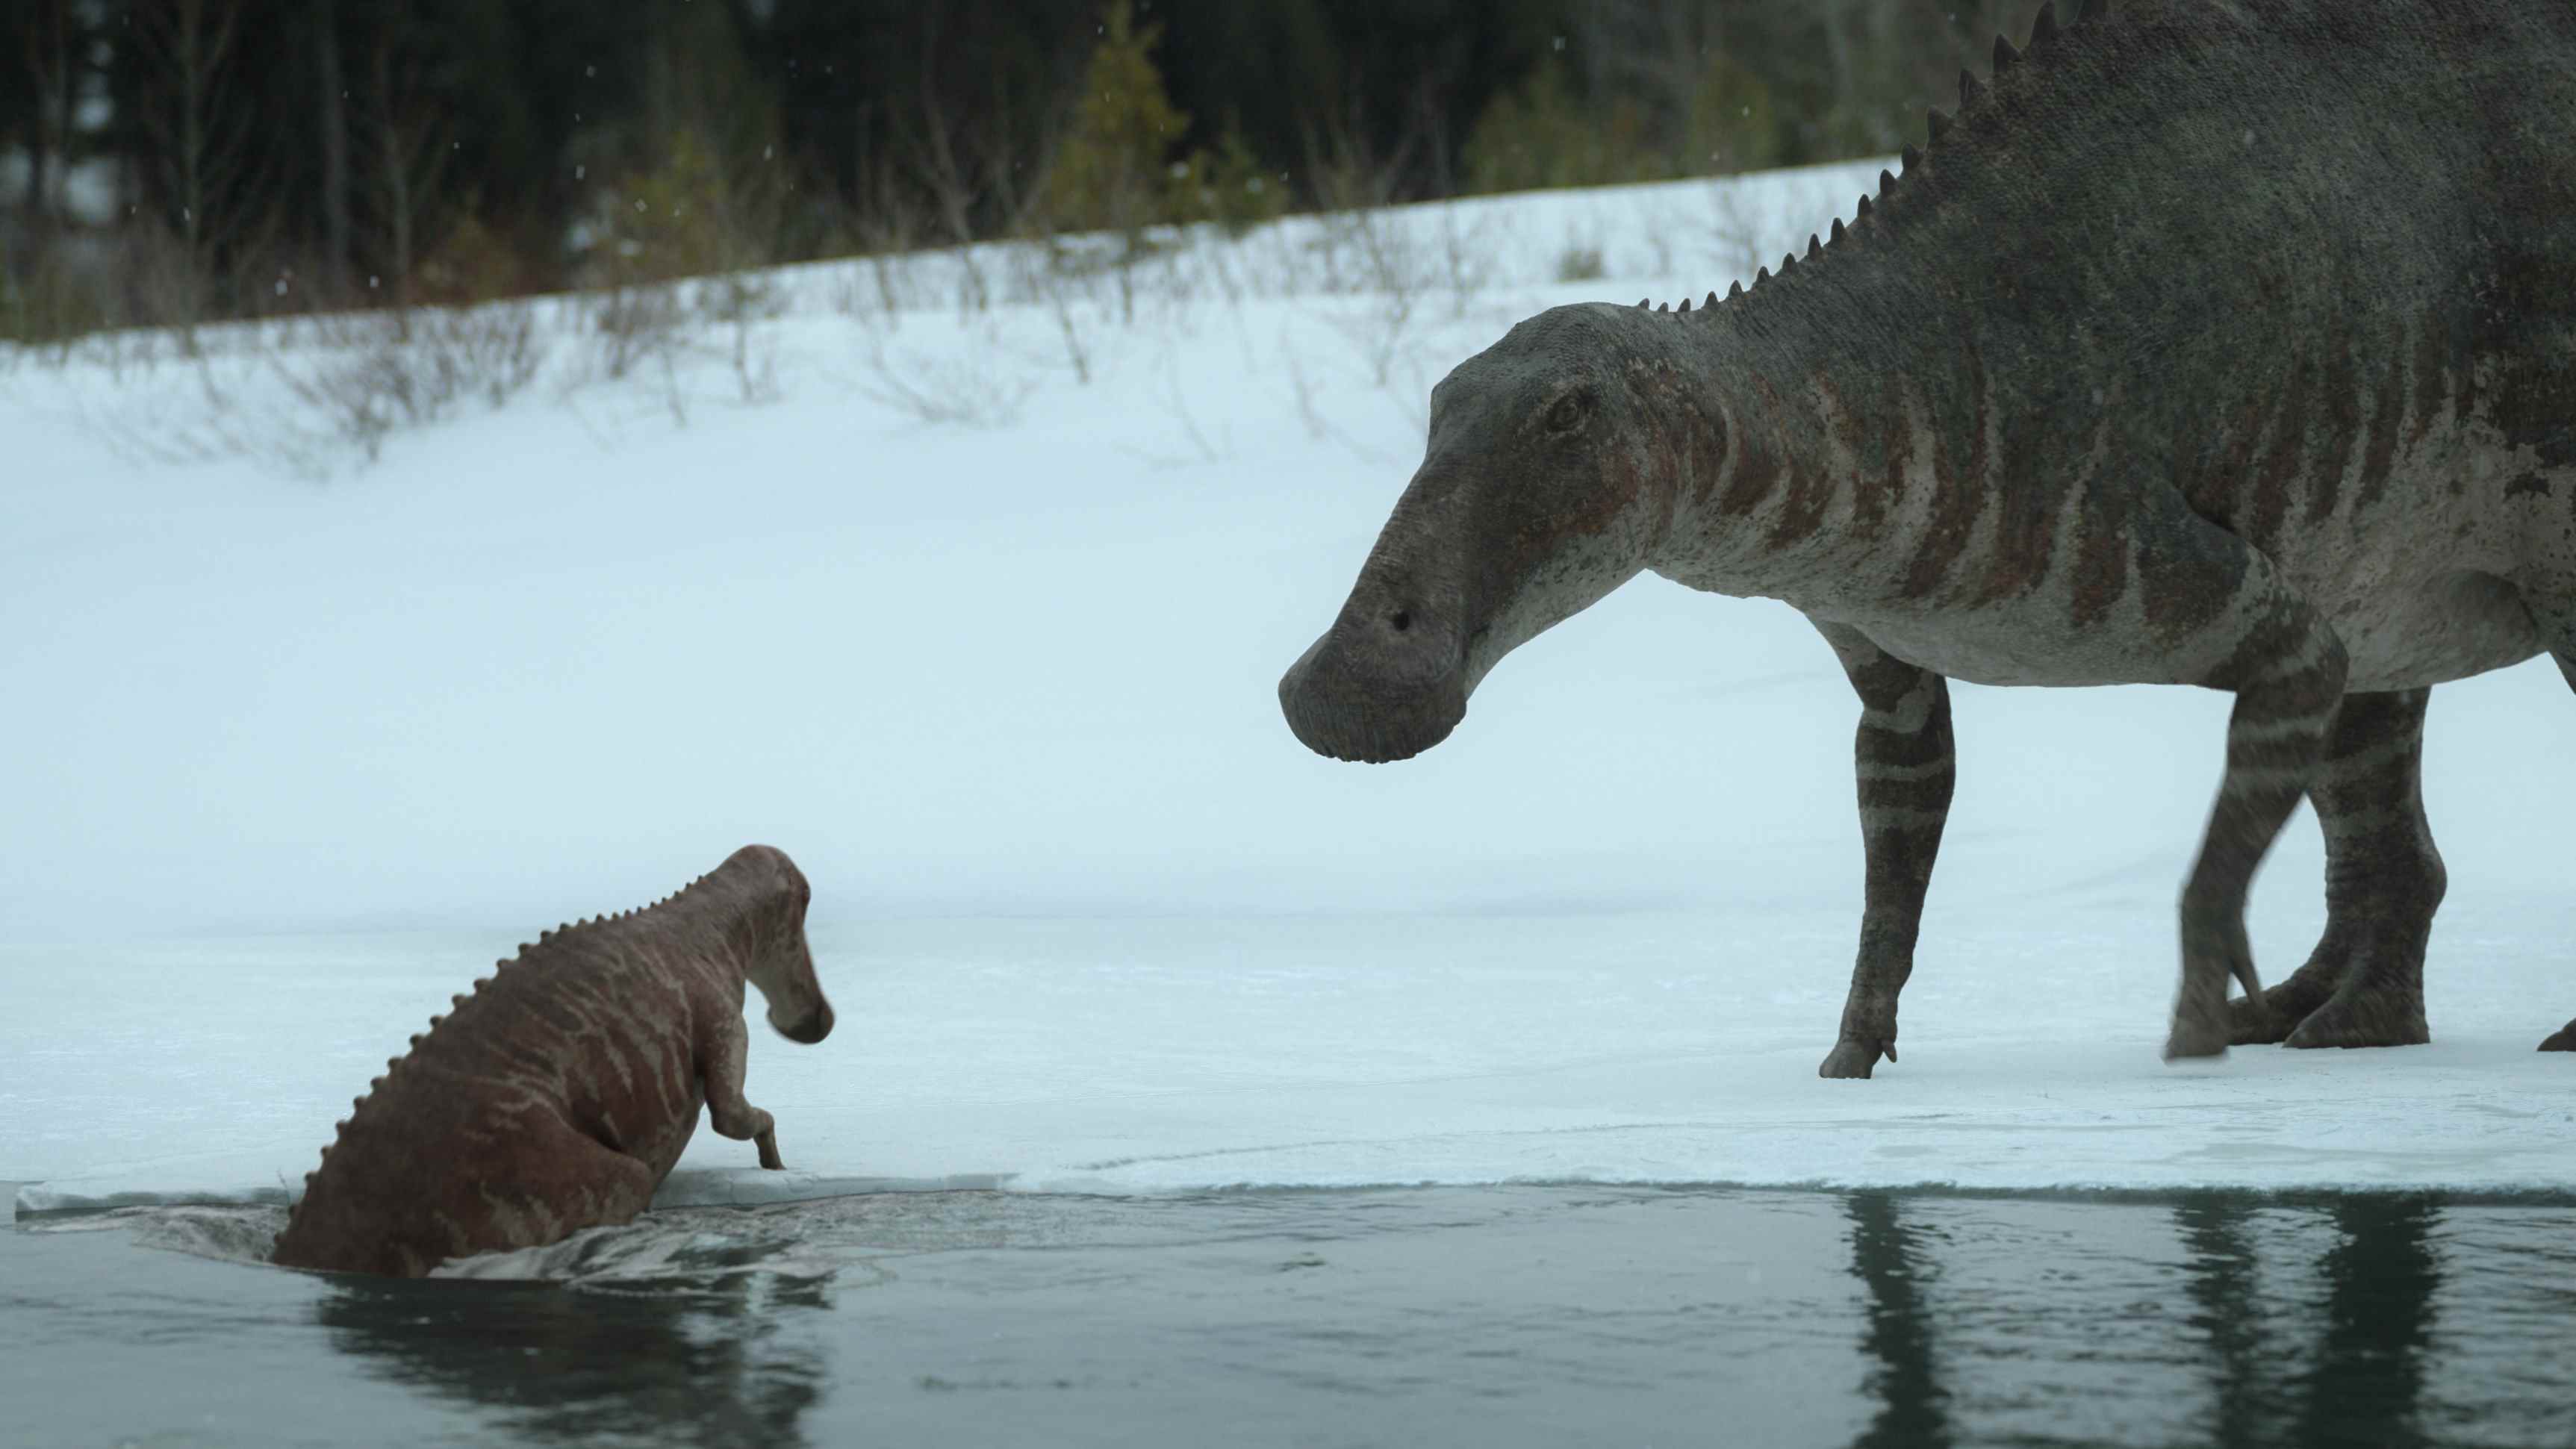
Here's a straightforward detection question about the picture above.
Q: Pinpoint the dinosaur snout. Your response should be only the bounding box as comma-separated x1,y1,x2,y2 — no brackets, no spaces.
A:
1278,605,1469,763
772,998,833,1044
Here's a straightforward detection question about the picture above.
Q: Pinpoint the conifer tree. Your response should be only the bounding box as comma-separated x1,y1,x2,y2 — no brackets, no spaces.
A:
1048,0,1191,253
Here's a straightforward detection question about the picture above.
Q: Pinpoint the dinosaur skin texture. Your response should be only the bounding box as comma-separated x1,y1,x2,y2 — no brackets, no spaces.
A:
1279,0,2576,1073
269,845,834,1277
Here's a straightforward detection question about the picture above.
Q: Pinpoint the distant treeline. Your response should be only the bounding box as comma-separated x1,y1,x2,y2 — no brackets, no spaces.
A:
1,0,2044,340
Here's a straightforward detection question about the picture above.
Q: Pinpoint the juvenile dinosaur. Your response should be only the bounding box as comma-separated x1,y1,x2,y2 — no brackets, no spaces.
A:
1278,0,2576,1073
270,845,835,1277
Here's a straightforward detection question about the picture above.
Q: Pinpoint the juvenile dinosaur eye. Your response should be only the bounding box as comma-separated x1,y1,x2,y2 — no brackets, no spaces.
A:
1546,393,1587,431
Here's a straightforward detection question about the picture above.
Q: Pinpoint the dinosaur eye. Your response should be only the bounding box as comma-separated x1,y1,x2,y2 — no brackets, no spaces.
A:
1545,392,1589,433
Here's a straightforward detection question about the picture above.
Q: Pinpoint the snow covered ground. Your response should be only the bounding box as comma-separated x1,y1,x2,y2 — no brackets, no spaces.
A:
5,161,2573,1216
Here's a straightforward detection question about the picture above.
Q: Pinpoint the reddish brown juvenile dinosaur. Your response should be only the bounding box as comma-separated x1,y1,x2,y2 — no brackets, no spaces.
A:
270,845,835,1277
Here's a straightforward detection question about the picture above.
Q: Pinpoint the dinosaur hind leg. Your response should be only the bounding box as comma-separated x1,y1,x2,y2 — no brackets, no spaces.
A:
2225,689,2441,1049
441,1114,662,1265
2542,620,2576,1052
2146,503,2354,1059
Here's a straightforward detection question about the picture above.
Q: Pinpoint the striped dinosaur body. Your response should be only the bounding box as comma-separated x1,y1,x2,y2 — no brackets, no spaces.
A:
269,846,834,1277
1279,0,2576,1070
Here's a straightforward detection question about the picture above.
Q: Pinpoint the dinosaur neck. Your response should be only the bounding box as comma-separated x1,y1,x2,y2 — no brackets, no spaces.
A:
1649,0,2188,615
1657,252,1995,614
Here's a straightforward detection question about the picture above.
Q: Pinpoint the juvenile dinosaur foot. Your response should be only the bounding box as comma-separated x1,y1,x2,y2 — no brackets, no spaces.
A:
2539,1020,2576,1053
1818,1037,1894,1079
2282,983,2429,1049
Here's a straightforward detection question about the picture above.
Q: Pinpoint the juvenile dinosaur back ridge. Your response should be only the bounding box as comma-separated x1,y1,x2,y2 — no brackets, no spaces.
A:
1279,0,2576,1068
268,845,834,1277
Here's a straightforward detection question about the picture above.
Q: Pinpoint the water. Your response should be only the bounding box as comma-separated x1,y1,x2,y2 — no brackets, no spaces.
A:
7,1187,2572,1448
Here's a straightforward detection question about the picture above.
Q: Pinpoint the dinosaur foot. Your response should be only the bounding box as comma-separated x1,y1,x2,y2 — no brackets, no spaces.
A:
2162,1018,2230,1061
2282,986,2429,1050
2165,970,2236,1061
1818,1037,1893,1079
2539,1020,2576,1053
2227,973,2335,1046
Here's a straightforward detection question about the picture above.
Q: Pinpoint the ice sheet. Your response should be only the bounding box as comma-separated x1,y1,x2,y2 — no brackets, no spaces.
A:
4,163,2573,1214
8,894,2575,1215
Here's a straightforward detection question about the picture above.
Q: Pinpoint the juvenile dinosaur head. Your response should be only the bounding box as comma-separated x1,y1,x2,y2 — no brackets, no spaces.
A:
1279,302,1714,761
722,844,835,1044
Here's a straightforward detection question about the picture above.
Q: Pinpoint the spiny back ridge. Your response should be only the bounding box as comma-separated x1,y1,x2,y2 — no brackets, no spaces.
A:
1687,0,2112,314
294,880,694,1206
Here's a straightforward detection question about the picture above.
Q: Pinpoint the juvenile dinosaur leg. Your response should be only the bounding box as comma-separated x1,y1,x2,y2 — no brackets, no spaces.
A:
2166,538,2351,1061
500,1114,662,1235
700,1010,784,1168
1813,622,1955,1079
2227,689,2440,1047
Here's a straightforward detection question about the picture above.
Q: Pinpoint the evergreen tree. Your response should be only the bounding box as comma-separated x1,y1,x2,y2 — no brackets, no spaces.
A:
1045,0,1190,249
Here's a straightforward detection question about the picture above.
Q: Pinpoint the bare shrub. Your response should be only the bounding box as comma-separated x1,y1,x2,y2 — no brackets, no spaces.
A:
853,324,1037,428
584,281,685,384
1708,178,1770,282
274,304,548,464
1432,204,1498,319
1556,243,1608,282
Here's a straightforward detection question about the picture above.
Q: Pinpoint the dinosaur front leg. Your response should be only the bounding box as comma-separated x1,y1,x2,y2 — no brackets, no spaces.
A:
2168,585,2350,1060
2228,688,2441,1048
1813,622,1956,1079
700,1011,784,1169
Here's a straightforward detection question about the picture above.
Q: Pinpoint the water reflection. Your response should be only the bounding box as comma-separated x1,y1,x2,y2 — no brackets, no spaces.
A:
1847,1194,2446,1449
2299,1196,2439,1449
316,1267,831,1447
1844,1193,1952,1449
2176,1197,2280,1448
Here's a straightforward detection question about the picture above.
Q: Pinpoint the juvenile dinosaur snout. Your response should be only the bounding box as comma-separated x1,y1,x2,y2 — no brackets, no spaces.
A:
1278,601,1469,763
772,998,834,1044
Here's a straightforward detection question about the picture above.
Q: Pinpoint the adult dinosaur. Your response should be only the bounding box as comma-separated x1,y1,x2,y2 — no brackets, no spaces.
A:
270,845,834,1276
1278,0,2576,1073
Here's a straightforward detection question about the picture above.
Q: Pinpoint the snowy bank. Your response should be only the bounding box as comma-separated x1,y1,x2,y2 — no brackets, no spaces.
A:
4,161,2572,1212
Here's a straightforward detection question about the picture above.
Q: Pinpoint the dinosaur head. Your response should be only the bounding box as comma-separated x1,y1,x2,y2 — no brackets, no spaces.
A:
726,844,835,1045
1279,302,1711,762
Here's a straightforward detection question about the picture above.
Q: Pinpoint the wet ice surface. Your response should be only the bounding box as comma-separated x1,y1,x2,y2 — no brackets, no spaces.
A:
8,1187,2575,1448
10,906,2576,1215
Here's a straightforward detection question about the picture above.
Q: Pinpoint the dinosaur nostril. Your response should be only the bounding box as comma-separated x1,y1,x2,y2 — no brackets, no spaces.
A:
1390,610,1412,633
